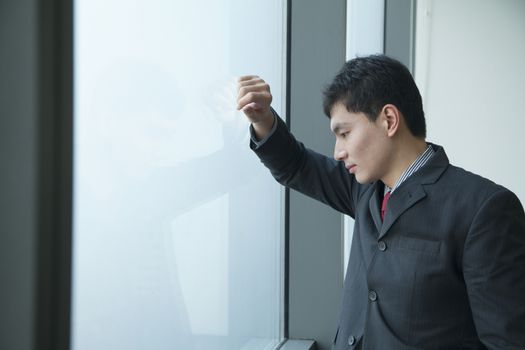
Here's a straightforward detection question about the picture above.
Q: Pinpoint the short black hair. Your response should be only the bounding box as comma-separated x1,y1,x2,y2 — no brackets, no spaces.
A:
322,54,426,138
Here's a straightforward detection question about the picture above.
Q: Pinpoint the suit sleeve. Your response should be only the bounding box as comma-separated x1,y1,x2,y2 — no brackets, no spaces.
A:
463,188,525,349
250,114,364,217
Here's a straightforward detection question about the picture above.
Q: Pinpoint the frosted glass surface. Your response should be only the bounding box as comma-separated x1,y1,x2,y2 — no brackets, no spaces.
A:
72,1,285,349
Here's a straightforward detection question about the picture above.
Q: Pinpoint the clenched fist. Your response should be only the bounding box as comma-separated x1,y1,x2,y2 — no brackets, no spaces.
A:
237,75,275,140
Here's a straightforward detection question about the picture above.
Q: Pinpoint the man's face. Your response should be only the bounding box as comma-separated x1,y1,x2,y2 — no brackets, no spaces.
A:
330,102,392,184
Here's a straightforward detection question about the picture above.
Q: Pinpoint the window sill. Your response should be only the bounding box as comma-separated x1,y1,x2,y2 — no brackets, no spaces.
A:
278,339,316,350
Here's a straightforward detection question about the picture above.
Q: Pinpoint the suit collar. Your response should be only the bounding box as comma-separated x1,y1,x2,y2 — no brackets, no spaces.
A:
410,143,449,185
369,143,450,238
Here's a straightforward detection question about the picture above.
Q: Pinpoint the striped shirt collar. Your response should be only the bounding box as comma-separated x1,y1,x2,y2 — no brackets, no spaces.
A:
385,144,435,194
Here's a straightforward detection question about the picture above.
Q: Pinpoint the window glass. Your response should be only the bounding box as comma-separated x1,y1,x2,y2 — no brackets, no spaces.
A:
72,1,285,349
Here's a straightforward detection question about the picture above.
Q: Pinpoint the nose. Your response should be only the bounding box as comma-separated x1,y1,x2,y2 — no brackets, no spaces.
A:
333,142,347,161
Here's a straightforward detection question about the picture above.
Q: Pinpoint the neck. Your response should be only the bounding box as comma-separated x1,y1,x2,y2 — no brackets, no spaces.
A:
382,137,428,189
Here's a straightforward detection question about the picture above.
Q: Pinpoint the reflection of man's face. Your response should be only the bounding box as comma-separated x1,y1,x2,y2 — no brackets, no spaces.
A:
85,62,251,182
96,64,181,131
87,62,184,170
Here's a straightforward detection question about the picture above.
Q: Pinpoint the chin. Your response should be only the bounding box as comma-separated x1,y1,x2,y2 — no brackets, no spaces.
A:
354,173,370,184
355,171,378,185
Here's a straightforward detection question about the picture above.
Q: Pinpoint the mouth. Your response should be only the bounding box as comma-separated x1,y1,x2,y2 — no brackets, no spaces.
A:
346,164,357,174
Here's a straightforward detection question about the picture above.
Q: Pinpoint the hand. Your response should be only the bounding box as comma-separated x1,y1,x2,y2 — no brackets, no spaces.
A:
237,76,275,139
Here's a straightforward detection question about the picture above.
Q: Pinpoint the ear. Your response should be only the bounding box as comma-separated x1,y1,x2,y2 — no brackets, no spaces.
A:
380,104,401,137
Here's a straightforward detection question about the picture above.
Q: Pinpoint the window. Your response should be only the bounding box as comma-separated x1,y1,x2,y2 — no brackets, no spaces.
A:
72,1,286,349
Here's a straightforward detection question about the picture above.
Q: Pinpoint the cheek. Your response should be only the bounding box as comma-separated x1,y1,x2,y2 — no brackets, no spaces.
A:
367,137,390,172
352,134,376,160
355,131,388,173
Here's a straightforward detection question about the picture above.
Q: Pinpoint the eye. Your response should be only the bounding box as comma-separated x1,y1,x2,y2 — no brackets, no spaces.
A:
340,131,349,139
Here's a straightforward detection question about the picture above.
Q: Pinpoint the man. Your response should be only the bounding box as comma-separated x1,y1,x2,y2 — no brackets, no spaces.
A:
236,55,525,349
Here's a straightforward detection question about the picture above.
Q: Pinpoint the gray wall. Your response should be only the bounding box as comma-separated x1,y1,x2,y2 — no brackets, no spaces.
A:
288,1,347,349
0,1,39,349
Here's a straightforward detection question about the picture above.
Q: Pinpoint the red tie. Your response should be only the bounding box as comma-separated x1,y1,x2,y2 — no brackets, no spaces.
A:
381,191,391,221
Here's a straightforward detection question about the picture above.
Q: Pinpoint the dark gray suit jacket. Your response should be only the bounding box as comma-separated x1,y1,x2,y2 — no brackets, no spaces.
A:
251,116,525,349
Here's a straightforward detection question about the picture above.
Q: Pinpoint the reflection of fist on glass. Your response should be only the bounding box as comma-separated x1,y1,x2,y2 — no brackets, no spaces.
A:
237,76,275,141
205,77,250,148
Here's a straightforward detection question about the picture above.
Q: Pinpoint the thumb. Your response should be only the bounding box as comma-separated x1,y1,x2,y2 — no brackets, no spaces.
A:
242,102,262,112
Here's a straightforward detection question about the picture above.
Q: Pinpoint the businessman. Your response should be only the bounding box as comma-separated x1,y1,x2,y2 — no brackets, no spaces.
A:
237,55,525,349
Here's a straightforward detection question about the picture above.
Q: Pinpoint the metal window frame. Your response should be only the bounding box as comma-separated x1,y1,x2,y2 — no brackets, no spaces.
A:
283,1,346,349
384,0,417,73
0,1,73,350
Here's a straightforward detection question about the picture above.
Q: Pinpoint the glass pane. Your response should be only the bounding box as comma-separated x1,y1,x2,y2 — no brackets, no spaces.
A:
72,1,285,349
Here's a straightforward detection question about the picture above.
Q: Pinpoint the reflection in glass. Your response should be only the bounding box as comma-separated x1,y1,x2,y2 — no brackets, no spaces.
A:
72,1,285,349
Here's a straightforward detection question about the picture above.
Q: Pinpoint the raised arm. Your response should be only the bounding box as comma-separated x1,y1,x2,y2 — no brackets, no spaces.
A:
237,76,368,217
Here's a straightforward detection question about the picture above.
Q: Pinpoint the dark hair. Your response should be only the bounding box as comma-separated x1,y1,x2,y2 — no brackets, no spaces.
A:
322,54,426,138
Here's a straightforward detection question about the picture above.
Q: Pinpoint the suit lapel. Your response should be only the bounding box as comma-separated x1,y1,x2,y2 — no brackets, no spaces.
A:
369,183,384,234
377,143,450,239
379,185,426,239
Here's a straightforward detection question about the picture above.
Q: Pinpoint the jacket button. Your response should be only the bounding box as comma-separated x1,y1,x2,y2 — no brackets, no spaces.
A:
368,290,377,301
378,241,387,251
348,335,355,345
